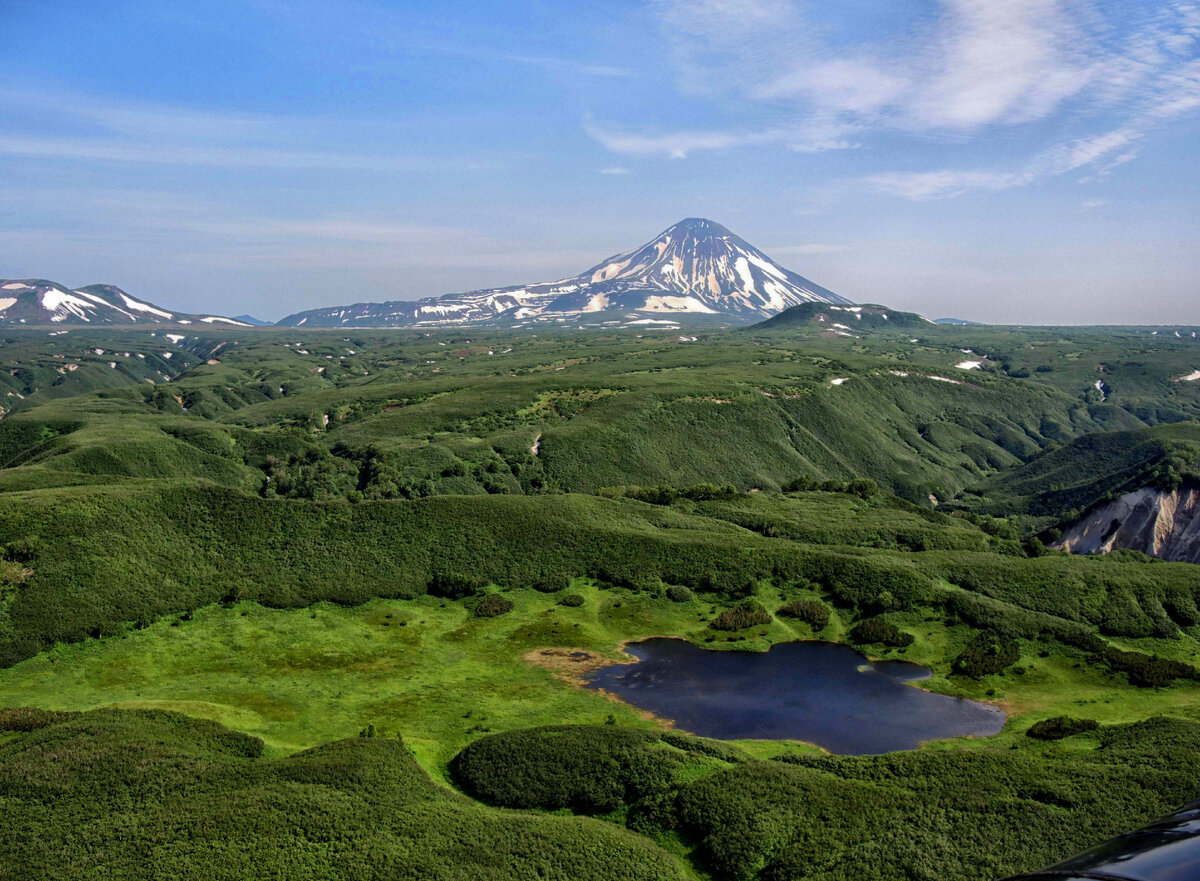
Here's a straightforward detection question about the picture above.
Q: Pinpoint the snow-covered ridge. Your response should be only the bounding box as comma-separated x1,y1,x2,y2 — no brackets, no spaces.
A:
0,278,248,327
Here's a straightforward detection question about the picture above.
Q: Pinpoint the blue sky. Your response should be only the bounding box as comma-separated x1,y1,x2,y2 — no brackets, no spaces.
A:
1,0,1198,322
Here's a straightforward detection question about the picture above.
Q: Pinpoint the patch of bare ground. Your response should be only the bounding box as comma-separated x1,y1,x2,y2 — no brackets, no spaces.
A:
522,646,675,727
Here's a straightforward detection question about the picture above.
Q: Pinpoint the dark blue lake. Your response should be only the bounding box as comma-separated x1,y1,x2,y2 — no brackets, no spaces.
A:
585,638,1006,754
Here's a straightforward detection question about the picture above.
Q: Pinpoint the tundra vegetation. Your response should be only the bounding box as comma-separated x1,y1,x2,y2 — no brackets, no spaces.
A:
1,319,1200,879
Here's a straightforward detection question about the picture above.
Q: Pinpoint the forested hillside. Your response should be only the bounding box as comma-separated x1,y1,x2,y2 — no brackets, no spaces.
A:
2,321,1200,879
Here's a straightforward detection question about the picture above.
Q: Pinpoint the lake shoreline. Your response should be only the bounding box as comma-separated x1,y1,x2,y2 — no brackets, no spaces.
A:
578,636,1007,754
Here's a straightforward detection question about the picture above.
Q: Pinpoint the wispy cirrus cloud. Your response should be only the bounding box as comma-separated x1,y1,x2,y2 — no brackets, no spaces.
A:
865,126,1143,199
583,119,782,158
0,90,500,172
583,116,854,158
587,0,1199,193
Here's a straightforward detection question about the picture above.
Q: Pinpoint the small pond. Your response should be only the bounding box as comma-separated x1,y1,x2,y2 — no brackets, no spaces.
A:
585,638,1005,754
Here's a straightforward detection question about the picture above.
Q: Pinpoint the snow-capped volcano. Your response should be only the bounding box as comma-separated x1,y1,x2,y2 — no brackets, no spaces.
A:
0,279,249,327
542,218,849,317
278,218,850,327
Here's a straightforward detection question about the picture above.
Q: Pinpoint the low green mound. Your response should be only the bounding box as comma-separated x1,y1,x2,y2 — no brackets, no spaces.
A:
1027,716,1100,740
0,709,683,881
449,725,745,814
752,302,929,330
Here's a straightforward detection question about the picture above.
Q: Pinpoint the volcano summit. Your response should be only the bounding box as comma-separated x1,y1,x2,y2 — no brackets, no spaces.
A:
278,218,850,327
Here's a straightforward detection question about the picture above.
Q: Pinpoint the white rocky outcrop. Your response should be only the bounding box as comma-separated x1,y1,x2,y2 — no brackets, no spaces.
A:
1053,482,1200,564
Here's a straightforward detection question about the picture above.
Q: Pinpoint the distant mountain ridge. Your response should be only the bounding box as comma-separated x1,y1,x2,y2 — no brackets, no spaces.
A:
0,279,248,327
277,218,851,328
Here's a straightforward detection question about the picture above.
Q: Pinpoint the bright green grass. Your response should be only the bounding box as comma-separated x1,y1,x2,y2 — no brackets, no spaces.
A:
7,579,1200,784
0,582,713,780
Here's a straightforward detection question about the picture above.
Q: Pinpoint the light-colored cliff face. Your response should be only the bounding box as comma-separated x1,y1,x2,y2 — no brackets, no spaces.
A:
1053,482,1200,564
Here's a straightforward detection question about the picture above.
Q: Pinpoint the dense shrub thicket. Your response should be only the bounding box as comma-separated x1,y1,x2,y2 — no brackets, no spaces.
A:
847,618,913,647
0,487,810,665
1099,646,1200,687
776,598,830,630
781,475,879,498
531,573,571,593
445,719,1200,881
428,573,486,600
0,706,68,732
1027,717,1099,740
0,711,680,881
671,718,1200,880
598,484,739,505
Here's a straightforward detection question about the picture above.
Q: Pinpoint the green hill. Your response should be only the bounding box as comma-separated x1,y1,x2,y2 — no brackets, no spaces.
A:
958,421,1200,526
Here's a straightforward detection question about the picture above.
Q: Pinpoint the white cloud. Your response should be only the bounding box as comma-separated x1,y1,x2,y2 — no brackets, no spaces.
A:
866,169,1026,201
600,167,630,175
865,125,1144,199
650,0,1106,132
754,59,907,114
583,119,781,158
583,116,855,158
903,0,1097,130
593,0,1200,186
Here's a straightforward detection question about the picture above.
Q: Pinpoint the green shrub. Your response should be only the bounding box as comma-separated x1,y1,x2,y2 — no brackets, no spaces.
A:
428,573,486,600
665,585,693,603
711,598,771,631
777,598,830,630
474,594,514,618
1100,647,1200,687
951,631,1020,678
531,573,570,593
0,706,70,732
1027,716,1099,740
847,618,913,647
558,594,585,607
